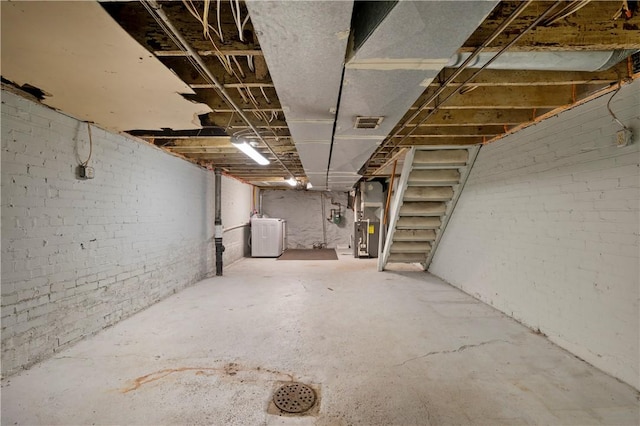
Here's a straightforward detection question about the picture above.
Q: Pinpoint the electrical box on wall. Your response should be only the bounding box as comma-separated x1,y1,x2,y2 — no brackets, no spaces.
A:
77,165,95,179
616,129,632,147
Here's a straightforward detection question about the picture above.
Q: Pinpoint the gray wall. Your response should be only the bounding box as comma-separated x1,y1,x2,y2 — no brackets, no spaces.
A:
429,80,640,390
261,189,353,249
1,89,251,376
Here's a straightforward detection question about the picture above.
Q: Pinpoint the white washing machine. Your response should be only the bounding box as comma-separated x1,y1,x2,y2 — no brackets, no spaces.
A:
251,218,286,257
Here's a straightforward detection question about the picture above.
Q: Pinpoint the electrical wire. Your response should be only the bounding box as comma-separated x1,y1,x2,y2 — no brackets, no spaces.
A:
232,55,245,78
260,86,271,104
182,0,222,41
229,0,243,41
246,87,259,106
224,111,235,132
236,87,248,103
607,81,631,130
219,55,233,74
216,0,223,42
81,122,93,166
143,0,297,178
202,0,211,39
541,0,591,26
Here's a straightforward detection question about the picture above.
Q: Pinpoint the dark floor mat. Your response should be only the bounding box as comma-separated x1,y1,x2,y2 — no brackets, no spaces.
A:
278,249,338,260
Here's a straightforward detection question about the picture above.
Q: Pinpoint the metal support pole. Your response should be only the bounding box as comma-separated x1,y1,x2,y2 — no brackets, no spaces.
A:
214,168,224,276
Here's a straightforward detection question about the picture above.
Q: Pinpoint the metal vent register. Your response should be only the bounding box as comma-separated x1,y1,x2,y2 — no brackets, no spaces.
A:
354,116,384,129
272,383,317,413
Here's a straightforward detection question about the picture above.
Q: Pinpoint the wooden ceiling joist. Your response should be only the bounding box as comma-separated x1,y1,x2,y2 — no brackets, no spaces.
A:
154,49,263,57
403,109,540,126
412,85,576,110
103,0,639,187
394,125,505,137
461,1,640,52
435,64,627,87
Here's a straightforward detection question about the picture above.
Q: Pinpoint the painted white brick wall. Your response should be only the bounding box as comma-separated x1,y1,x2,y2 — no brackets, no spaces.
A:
1,89,251,376
261,190,353,249
429,80,640,390
221,175,252,261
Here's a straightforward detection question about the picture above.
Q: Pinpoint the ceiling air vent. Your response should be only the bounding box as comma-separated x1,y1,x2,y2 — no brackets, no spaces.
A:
354,116,384,129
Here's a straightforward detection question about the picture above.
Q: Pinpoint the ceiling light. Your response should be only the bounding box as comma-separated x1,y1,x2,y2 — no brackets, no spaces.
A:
232,141,270,165
286,177,297,186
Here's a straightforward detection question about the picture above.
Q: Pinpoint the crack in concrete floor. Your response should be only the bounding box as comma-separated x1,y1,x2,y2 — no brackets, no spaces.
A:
395,339,511,367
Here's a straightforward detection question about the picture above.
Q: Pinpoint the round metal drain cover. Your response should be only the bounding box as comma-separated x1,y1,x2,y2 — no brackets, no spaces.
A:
273,383,316,413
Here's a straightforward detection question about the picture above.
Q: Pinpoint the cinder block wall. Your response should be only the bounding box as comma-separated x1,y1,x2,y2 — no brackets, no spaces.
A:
261,190,353,249
1,90,251,376
429,80,639,389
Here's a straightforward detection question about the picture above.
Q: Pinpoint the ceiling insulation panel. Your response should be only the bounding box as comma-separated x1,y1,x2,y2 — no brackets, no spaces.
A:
0,1,211,132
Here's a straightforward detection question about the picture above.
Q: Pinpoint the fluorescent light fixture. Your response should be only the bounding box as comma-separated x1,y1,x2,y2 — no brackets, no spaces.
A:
286,177,297,187
232,141,270,165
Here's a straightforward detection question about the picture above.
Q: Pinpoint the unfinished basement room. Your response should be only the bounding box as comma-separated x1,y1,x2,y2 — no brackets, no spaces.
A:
1,1,639,424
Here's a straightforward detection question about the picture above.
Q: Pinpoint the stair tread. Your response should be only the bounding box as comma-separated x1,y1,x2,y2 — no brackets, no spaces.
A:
404,186,454,202
387,253,427,263
399,202,446,216
393,229,436,241
396,217,442,229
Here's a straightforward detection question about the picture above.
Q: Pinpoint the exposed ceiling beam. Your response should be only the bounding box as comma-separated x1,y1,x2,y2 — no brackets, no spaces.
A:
435,64,627,87
190,83,275,89
154,49,263,57
411,86,575,110
192,88,282,110
461,1,640,52
397,137,484,146
402,109,540,126
394,125,505,137
199,112,288,129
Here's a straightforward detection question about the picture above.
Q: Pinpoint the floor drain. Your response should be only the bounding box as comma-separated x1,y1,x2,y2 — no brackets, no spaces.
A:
272,382,316,413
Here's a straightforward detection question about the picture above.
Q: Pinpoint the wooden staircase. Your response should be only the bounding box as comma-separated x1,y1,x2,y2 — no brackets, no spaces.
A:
378,146,480,271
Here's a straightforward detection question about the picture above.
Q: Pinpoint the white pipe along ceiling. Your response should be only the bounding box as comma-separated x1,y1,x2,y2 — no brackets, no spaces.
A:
247,0,498,191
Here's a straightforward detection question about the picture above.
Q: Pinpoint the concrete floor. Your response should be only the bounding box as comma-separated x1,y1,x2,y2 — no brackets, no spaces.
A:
2,254,638,425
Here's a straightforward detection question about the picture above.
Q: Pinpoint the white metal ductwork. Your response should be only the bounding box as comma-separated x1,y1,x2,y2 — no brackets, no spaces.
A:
248,0,497,191
328,0,499,191
246,1,354,191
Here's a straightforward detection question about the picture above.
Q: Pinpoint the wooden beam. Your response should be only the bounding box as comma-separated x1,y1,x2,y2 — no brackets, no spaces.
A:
401,109,538,126
102,2,260,53
254,56,269,81
395,125,505,137
435,64,626,87
461,1,640,52
190,83,275,89
165,138,294,148
170,146,298,155
397,137,484,146
199,112,288,129
191,87,282,110
155,49,263,57
411,86,574,110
